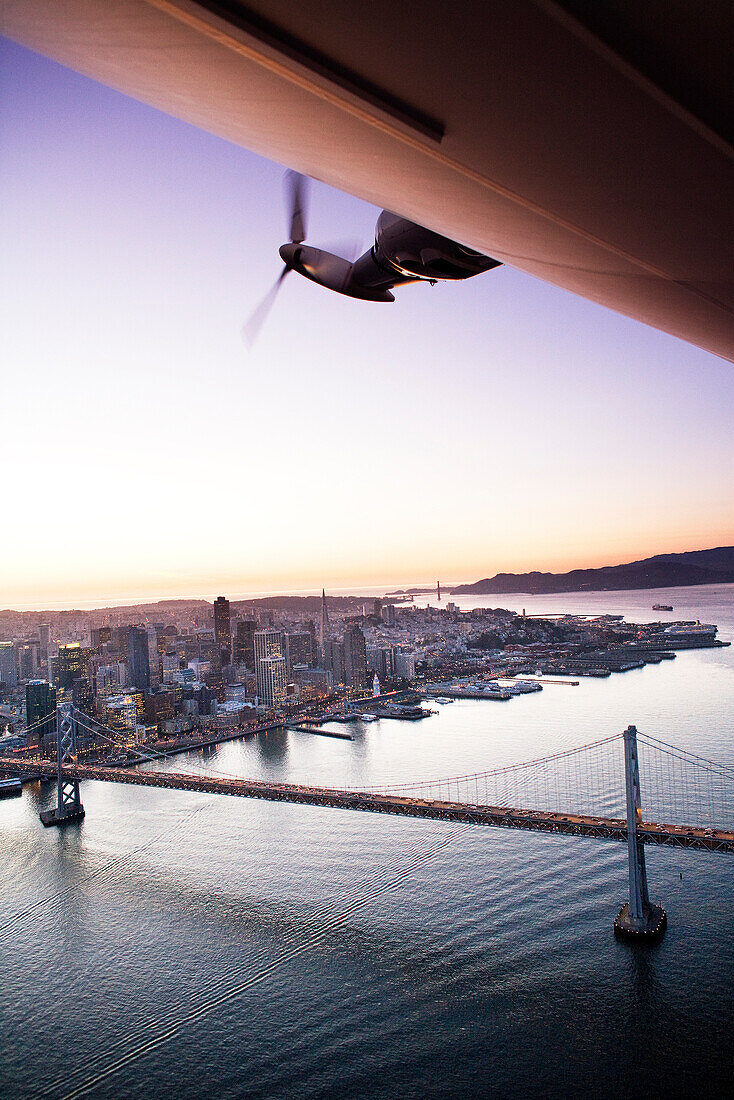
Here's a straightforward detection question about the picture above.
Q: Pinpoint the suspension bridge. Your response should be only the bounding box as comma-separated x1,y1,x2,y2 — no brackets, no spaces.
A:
1,704,732,940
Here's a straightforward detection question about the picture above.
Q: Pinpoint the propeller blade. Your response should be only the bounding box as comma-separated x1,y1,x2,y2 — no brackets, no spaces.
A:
242,267,290,348
286,170,309,243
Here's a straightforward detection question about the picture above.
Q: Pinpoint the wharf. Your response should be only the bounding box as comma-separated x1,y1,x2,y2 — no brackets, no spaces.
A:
509,677,579,686
0,777,22,798
425,688,512,701
287,725,353,740
370,705,431,719
298,713,360,726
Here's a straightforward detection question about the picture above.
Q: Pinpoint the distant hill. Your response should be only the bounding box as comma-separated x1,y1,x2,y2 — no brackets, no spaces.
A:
451,547,734,596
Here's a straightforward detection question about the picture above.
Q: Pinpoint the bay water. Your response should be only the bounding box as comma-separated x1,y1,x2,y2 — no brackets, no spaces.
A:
1,584,732,1098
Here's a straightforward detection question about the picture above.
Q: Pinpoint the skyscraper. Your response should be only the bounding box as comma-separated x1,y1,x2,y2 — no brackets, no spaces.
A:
214,596,231,666
71,676,94,716
329,639,345,687
55,644,89,689
126,627,150,691
16,641,41,680
233,620,257,668
91,626,112,648
319,589,331,669
258,655,287,708
254,630,285,702
343,622,368,691
147,627,161,689
25,679,56,748
284,632,313,676
0,641,17,688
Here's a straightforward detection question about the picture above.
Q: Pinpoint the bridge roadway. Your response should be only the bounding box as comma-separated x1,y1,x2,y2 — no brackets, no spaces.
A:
1,758,732,853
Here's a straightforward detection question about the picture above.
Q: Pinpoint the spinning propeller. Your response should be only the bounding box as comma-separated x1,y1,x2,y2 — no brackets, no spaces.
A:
242,171,309,348
242,170,501,347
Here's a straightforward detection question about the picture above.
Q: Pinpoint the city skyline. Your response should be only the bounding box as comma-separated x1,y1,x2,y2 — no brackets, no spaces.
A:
2,37,733,611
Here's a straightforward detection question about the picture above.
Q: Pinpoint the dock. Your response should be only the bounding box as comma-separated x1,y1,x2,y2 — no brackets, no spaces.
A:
287,725,353,740
0,777,22,798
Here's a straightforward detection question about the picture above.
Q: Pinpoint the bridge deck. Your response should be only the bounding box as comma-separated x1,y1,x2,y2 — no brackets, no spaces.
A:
1,759,731,852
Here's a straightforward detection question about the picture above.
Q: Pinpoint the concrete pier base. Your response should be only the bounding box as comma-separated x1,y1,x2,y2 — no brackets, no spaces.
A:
614,902,667,940
40,805,85,828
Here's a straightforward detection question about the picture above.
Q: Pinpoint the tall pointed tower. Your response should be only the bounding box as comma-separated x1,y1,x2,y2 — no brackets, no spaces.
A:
319,589,331,669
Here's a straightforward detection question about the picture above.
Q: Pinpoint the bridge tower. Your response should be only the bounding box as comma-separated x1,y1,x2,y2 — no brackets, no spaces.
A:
614,725,666,939
40,703,85,827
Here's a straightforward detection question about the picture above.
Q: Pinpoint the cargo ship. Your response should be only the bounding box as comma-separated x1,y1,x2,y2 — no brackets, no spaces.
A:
652,604,673,611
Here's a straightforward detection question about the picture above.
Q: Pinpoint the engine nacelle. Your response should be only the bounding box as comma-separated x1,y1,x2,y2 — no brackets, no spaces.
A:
375,212,501,282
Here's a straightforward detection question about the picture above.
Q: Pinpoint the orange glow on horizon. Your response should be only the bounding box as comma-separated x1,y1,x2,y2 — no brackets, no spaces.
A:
5,523,733,612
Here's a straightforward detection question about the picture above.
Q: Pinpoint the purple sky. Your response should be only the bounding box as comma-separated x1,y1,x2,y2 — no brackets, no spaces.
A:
1,36,733,610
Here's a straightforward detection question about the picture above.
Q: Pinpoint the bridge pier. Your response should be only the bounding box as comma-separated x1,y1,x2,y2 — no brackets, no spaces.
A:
614,725,666,940
40,704,85,827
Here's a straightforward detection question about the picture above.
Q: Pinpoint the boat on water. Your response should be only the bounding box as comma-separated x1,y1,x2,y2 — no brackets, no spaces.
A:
434,697,455,704
360,714,378,722
652,604,673,611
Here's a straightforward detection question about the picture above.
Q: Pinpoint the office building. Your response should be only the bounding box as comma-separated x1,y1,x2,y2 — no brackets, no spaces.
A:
55,644,89,689
394,651,417,681
284,632,312,676
366,645,396,681
95,662,128,695
258,655,287,708
381,604,396,626
147,627,161,689
105,694,138,731
233,620,257,668
294,666,331,696
319,589,331,668
25,680,56,747
71,677,94,716
343,623,368,691
126,628,150,691
305,618,318,659
0,641,17,688
254,630,284,701
214,596,231,666
329,640,345,687
144,690,176,727
16,641,41,680
91,626,112,648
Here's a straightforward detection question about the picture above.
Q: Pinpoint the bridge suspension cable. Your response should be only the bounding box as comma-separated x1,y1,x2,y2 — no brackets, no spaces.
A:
72,713,156,760
637,732,734,779
637,733,734,831
367,733,624,791
350,733,627,819
40,709,734,834
9,711,56,738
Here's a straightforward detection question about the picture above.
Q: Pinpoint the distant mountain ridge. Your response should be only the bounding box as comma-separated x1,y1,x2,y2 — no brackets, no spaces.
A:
450,547,734,596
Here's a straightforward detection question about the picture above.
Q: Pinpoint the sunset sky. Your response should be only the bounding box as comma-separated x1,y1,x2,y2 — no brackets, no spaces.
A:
2,37,733,611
